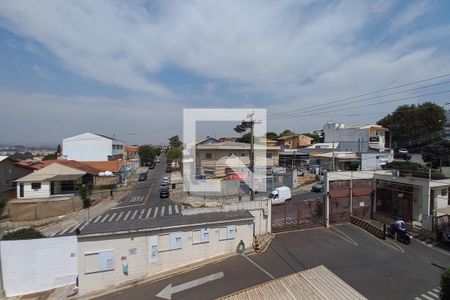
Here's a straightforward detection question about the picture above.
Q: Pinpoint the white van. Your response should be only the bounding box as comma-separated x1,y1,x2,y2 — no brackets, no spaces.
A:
268,186,291,204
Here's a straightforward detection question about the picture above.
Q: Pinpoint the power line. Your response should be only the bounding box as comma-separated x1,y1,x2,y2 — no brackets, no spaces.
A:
269,73,450,118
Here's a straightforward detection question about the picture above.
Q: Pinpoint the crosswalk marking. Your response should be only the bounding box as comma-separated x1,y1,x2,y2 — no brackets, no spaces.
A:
49,232,56,237
59,226,72,235
93,215,102,223
420,294,434,300
108,213,117,222
161,206,166,216
79,220,90,231
427,291,439,298
130,209,138,220
69,224,80,233
123,210,131,221
175,205,179,214
153,207,159,218
168,205,172,215
433,289,440,293
115,211,124,221
145,208,153,219
101,214,110,223
139,209,146,219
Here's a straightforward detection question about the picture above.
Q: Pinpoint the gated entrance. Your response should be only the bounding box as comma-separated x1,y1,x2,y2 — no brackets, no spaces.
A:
271,198,325,233
329,179,372,224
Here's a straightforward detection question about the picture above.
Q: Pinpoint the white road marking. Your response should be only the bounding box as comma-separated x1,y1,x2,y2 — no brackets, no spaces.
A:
93,215,102,223
433,288,440,293
49,232,57,237
161,206,166,216
153,207,159,218
108,213,117,222
427,291,439,298
139,208,146,219
101,214,110,222
174,205,179,214
241,254,275,279
59,226,72,235
69,224,80,233
115,211,124,221
145,208,153,219
79,220,90,231
111,203,143,210
421,293,435,300
156,272,225,300
123,210,131,221
130,209,138,220
168,205,172,215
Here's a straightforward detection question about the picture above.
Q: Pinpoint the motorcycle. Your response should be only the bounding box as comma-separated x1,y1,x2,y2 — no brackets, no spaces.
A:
386,226,411,244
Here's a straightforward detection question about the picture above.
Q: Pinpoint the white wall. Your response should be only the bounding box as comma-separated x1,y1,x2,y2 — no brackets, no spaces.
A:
17,181,51,199
361,152,392,171
78,222,253,295
0,236,78,297
63,133,119,161
324,123,369,144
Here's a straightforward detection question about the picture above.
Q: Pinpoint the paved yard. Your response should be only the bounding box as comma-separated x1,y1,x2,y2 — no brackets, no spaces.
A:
96,224,449,300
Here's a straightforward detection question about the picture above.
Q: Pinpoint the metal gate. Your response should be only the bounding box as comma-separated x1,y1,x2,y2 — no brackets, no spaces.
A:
272,198,325,232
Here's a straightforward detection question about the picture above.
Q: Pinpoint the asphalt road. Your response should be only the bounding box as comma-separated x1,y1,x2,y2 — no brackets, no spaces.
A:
96,224,449,300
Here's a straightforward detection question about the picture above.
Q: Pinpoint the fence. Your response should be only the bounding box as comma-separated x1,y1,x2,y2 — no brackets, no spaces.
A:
272,198,324,232
433,214,449,233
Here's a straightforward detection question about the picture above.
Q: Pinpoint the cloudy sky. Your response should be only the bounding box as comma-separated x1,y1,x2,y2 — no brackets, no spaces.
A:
1,0,450,146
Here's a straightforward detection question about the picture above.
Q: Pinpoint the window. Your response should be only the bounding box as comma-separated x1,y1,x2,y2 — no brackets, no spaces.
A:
84,250,115,274
158,232,182,252
205,153,213,159
228,152,237,157
193,228,210,244
31,182,41,190
219,225,236,240
204,170,215,177
441,189,448,197
266,152,273,158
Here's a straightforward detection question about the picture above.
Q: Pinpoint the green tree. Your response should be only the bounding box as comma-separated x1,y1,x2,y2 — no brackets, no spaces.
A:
155,147,162,156
138,145,156,166
43,153,57,160
2,228,44,240
279,129,295,137
79,184,93,208
169,135,182,148
377,102,447,146
266,132,278,140
56,144,62,155
440,268,450,300
240,132,252,143
166,147,182,163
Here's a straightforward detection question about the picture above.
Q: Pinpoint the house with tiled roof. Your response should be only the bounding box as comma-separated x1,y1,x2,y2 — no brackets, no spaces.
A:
0,156,34,195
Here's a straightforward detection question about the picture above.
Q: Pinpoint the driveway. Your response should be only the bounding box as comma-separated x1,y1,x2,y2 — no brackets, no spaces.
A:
95,224,449,300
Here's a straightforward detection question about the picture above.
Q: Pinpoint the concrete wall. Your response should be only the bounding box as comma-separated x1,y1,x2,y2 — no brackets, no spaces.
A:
78,221,253,295
0,236,77,297
63,133,121,161
17,181,51,198
361,152,392,171
324,123,369,144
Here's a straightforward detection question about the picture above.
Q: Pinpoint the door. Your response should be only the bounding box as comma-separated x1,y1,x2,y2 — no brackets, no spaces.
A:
19,183,24,198
50,181,55,195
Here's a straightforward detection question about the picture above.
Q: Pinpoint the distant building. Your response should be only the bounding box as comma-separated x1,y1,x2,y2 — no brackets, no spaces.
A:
323,122,388,151
0,156,34,194
277,134,314,149
62,133,124,161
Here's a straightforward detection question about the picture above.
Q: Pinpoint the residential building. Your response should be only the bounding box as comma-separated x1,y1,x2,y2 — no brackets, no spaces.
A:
323,122,388,151
261,137,278,147
62,133,124,161
276,134,313,149
196,142,279,178
0,156,34,194
218,137,240,143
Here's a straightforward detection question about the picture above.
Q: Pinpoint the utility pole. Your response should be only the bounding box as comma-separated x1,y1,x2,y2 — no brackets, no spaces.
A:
247,112,256,202
332,141,335,172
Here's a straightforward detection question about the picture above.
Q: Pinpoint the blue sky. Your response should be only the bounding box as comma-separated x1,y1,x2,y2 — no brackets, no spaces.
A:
0,0,450,145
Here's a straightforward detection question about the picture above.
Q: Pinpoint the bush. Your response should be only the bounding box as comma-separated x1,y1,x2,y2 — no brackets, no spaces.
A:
441,268,450,300
2,228,44,240
79,184,93,208
0,197,7,215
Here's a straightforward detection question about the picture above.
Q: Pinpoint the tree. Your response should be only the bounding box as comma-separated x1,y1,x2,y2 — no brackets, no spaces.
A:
421,140,450,168
79,184,93,208
138,145,156,166
56,144,62,155
11,151,33,160
2,228,44,240
155,147,162,156
440,268,450,300
43,153,57,160
377,102,447,147
279,129,295,137
240,132,252,143
266,132,278,140
166,147,182,163
169,135,182,148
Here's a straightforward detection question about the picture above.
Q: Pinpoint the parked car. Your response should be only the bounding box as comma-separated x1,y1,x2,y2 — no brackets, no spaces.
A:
148,162,156,169
166,166,171,173
160,182,169,189
155,157,161,163
267,186,291,205
311,181,324,193
162,176,169,183
394,148,411,160
160,188,170,198
138,172,148,181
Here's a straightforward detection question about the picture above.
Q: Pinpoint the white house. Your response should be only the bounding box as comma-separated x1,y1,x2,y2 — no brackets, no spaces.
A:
62,133,124,161
323,122,388,151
